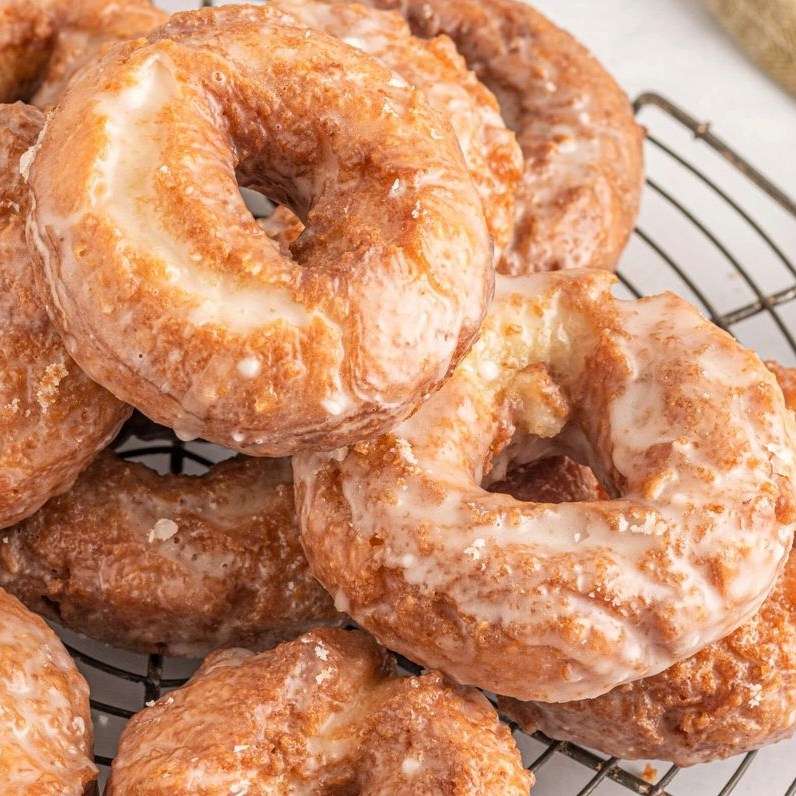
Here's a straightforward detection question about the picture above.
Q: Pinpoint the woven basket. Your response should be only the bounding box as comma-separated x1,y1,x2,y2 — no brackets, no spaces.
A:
708,0,796,96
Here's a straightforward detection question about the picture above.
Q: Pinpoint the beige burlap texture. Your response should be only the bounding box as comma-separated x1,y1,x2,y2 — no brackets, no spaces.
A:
708,0,796,96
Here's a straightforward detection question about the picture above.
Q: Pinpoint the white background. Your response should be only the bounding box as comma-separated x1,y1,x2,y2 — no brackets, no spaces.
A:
532,0,795,193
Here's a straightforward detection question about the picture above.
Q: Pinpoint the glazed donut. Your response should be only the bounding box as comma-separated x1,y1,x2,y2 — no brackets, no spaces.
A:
0,586,96,794
0,102,129,529
107,628,533,794
499,366,796,766
0,0,166,105
0,445,343,656
293,270,796,702
364,0,645,274
259,0,522,258
28,4,493,456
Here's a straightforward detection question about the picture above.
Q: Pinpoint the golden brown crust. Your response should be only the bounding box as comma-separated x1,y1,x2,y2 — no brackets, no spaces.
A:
501,544,796,766
294,271,796,702
0,0,166,105
364,0,645,273
0,8,54,102
0,586,96,794
500,363,796,766
107,628,533,794
29,5,494,456
31,0,168,106
0,102,130,529
767,360,796,407
0,449,343,656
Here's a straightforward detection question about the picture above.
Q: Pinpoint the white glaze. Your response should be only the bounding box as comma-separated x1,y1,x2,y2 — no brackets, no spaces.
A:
295,271,796,701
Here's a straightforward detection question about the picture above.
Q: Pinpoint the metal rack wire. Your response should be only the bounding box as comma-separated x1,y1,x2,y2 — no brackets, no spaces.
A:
60,92,796,794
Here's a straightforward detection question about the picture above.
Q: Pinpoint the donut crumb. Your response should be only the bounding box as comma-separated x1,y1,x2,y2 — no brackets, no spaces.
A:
402,757,422,775
315,668,333,684
314,643,329,661
641,764,658,783
36,362,69,411
748,683,763,707
147,518,179,543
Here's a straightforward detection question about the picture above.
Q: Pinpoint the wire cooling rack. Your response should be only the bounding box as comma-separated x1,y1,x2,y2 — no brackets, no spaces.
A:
55,92,796,794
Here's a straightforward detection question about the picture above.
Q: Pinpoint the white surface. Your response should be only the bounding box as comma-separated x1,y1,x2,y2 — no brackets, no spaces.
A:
532,0,795,195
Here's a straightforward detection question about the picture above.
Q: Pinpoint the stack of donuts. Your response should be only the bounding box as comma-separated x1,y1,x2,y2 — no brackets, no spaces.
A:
2,0,796,792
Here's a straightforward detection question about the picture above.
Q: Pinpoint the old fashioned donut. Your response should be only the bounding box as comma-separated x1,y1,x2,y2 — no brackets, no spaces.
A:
294,270,796,702
0,102,129,529
499,365,796,766
0,586,96,793
28,4,494,456
0,445,342,656
365,0,645,274
0,0,166,105
107,628,533,794
260,0,522,258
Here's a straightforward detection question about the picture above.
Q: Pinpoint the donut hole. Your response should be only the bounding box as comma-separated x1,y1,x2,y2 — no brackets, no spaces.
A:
113,412,236,477
239,186,276,220
239,187,305,258
480,397,619,502
480,410,622,503
478,358,622,503
477,361,612,502
487,456,608,504
40,595,63,621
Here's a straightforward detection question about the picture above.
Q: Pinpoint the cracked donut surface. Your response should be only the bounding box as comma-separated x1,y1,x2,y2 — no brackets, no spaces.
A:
106,628,533,794
500,363,796,766
364,0,645,273
28,4,493,455
0,102,129,529
0,586,96,794
294,270,796,701
0,447,343,657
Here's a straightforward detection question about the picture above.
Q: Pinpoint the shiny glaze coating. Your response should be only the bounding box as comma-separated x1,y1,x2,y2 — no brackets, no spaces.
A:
501,364,796,766
294,271,796,701
0,586,96,794
107,628,533,794
28,5,493,455
0,102,129,529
